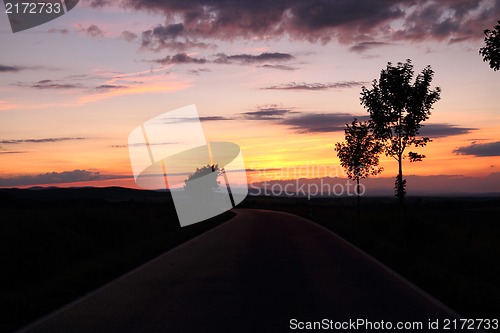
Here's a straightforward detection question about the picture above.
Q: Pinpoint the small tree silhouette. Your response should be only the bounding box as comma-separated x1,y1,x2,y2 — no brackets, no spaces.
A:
479,20,500,71
335,119,383,207
183,164,221,200
360,59,441,204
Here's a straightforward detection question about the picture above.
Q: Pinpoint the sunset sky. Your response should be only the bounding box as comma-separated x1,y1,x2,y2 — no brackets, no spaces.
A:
1,0,500,194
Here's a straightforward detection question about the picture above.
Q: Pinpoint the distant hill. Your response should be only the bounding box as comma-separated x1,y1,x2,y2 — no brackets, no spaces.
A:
0,187,172,202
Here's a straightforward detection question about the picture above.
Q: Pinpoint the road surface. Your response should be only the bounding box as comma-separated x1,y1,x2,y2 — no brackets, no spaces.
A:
20,209,462,332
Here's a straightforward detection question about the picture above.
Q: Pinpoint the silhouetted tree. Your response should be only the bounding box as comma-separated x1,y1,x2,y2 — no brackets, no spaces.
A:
335,119,383,207
479,20,500,71
360,59,441,204
183,164,221,200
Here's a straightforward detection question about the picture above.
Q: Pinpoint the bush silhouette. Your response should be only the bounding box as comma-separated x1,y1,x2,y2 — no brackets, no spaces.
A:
183,164,221,200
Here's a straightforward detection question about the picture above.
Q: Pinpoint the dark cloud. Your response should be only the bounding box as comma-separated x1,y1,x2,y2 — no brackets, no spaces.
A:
281,117,476,135
282,113,370,133
86,24,104,38
16,79,84,90
0,137,85,144
419,123,476,138
117,0,499,48
150,51,292,67
16,79,127,92
242,107,297,120
141,24,184,49
1,65,57,73
151,23,184,40
262,81,367,91
121,30,138,42
260,64,297,71
454,141,500,157
0,65,21,72
140,23,215,51
94,85,128,91
199,116,232,121
391,0,492,42
0,169,117,187
215,52,293,64
349,41,392,53
152,52,208,65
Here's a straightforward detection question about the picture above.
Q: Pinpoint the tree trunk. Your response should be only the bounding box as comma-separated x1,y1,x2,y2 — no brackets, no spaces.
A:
356,177,361,221
397,156,405,206
356,177,361,208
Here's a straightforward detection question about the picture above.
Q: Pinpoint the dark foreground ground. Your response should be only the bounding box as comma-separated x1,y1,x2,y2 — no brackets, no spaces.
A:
0,187,233,333
241,195,500,320
1,188,499,331
20,209,460,333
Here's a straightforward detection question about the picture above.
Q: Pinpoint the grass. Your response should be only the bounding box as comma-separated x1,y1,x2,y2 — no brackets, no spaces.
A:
241,195,500,319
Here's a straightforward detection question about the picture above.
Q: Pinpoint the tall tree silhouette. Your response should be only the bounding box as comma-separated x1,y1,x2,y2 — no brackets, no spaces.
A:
360,59,441,203
335,119,382,207
479,20,500,71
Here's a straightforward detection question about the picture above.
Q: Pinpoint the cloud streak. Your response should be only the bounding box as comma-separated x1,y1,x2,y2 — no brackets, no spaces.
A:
0,137,85,144
454,141,500,157
94,84,128,91
0,65,51,73
16,79,84,90
349,41,392,53
214,52,294,64
241,108,476,136
15,79,131,94
260,64,297,71
0,65,21,73
0,169,120,187
419,124,476,138
282,113,370,133
199,116,232,121
0,150,26,154
262,81,367,91
150,52,293,67
242,106,297,120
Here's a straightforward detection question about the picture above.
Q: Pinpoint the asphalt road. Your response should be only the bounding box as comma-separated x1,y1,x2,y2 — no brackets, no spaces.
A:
20,209,462,333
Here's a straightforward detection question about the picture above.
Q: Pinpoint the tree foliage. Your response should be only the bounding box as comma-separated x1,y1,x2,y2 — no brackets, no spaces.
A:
335,119,383,180
335,119,383,204
479,20,500,71
360,59,441,201
183,164,221,198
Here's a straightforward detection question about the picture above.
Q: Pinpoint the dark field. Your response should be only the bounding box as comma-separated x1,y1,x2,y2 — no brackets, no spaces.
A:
241,195,500,320
0,188,233,333
1,188,499,332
